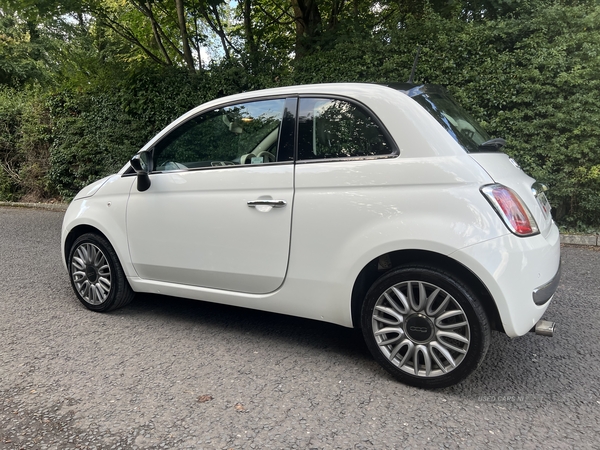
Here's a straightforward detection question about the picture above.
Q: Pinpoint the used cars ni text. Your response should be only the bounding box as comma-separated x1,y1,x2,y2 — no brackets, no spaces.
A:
61,83,561,388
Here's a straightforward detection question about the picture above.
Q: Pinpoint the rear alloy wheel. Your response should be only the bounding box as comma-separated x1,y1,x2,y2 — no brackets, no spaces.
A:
362,265,490,388
68,233,134,312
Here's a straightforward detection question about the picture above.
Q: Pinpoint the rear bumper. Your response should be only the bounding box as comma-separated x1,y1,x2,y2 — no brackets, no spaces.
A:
451,223,561,337
533,260,561,305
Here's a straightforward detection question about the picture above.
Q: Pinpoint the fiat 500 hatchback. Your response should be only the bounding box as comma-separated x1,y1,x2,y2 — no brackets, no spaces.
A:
61,83,561,388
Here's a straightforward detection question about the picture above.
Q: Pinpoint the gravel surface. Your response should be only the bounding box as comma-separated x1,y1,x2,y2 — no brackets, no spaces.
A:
1,206,598,449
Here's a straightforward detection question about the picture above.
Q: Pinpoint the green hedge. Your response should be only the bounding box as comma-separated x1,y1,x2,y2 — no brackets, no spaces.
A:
46,66,205,197
0,87,53,201
290,3,600,229
1,3,599,229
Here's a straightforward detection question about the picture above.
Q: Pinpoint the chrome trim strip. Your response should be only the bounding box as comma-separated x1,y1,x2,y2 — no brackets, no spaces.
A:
532,260,561,306
295,153,398,164
531,182,549,197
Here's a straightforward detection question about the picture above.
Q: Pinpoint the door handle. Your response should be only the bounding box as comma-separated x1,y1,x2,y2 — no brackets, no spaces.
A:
247,200,287,208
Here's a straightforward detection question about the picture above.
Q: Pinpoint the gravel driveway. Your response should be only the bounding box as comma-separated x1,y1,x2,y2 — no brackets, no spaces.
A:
1,206,598,449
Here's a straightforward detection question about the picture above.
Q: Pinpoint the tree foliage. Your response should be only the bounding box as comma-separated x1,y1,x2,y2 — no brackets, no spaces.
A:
0,0,599,228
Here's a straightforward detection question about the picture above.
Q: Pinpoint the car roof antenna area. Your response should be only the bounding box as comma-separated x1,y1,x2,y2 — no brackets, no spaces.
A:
408,46,421,84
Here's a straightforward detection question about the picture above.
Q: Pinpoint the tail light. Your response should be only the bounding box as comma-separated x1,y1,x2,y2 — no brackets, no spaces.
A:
481,184,539,237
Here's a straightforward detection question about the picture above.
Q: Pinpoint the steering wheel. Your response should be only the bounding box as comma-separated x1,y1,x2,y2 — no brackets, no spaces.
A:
158,161,188,171
254,151,276,163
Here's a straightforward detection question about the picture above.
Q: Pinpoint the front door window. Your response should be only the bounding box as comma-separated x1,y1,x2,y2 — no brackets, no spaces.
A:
153,99,286,171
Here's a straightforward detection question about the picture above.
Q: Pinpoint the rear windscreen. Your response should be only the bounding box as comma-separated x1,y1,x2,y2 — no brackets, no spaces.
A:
411,91,491,153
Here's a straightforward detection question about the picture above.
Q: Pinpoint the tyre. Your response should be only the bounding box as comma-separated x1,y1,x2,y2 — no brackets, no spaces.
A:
361,265,490,388
68,233,135,312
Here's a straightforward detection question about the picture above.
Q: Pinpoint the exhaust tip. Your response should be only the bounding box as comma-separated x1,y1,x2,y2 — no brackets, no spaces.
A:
535,319,556,337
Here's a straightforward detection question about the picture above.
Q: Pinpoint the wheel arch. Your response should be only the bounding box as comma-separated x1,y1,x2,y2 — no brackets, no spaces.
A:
64,224,111,261
350,249,504,333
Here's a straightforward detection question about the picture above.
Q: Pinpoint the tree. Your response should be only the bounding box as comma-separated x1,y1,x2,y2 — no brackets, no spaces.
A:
174,0,196,71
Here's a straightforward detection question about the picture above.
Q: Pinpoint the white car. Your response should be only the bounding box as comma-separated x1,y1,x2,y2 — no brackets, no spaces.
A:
61,83,561,388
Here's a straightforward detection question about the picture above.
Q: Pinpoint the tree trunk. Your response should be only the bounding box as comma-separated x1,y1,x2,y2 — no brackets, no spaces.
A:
147,2,172,65
243,0,257,56
174,0,196,72
290,0,322,58
328,0,345,30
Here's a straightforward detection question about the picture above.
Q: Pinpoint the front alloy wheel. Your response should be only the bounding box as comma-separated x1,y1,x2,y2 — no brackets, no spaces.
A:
68,233,134,312
362,266,490,388
71,242,112,305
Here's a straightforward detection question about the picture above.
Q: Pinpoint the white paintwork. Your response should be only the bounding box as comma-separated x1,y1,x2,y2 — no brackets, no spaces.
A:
62,83,561,339
73,175,111,200
126,164,294,294
61,174,136,276
451,225,560,337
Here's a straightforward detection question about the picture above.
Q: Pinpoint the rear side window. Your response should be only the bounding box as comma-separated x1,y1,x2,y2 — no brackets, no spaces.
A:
297,98,392,160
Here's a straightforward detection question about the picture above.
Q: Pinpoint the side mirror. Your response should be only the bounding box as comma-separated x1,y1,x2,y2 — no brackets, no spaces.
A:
130,152,152,192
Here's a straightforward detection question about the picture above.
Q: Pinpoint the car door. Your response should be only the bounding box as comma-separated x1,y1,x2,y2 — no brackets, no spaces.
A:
288,96,399,288
126,97,295,294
